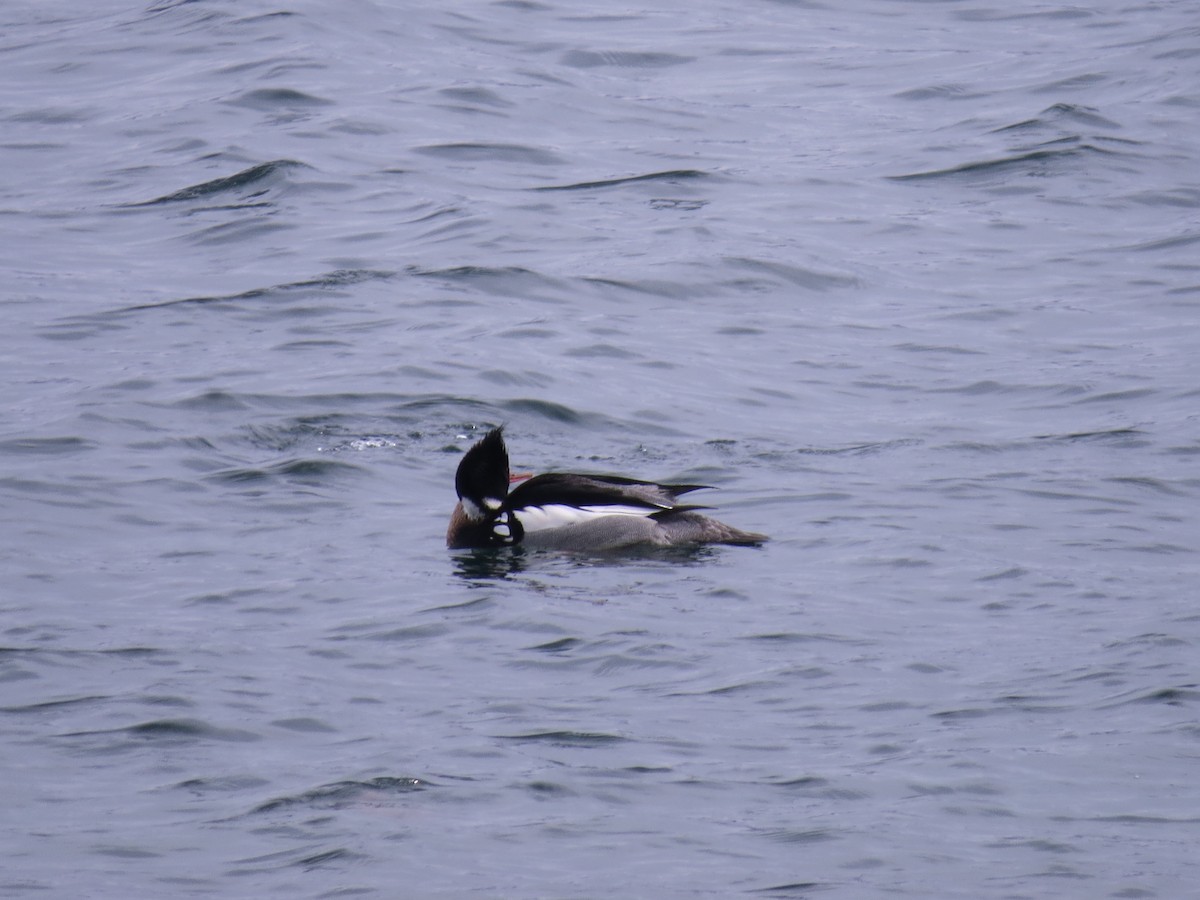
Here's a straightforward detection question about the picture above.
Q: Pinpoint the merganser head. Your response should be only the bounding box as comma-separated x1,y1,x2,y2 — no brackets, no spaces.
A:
453,426,510,519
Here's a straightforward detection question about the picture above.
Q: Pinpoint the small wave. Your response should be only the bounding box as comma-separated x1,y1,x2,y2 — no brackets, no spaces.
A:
250,777,427,815
766,438,921,458
725,256,859,291
0,436,96,456
1120,230,1200,253
991,103,1121,134
1105,476,1187,496
0,646,159,658
1032,427,1144,443
122,159,306,207
955,7,1094,20
580,276,699,299
1098,686,1200,708
414,142,564,165
436,86,513,108
533,169,709,191
889,142,1122,182
894,84,984,101
754,828,836,845
560,49,693,69
501,398,585,423
170,389,252,411
115,268,394,313
496,730,629,747
1072,388,1156,405
2,694,109,714
527,637,583,653
208,457,365,485
228,88,333,109
405,265,565,298
61,718,259,744
649,198,708,210
1123,188,1200,209
749,881,827,895
740,632,864,645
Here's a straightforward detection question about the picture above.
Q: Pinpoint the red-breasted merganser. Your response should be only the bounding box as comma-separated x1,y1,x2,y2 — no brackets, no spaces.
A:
446,428,768,551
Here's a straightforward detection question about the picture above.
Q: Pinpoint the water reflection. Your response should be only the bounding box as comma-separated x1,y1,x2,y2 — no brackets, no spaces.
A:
451,547,529,581
450,543,719,582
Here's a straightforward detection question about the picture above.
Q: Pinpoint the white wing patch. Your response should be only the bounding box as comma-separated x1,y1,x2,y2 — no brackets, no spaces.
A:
514,504,657,533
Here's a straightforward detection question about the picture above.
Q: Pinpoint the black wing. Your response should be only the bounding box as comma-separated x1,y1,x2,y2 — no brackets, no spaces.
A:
507,472,710,512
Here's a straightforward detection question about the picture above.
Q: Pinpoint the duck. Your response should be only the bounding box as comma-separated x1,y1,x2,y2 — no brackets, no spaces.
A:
446,427,768,551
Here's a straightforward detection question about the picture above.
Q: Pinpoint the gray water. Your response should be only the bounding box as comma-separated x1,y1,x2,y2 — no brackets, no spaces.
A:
3,1,1198,897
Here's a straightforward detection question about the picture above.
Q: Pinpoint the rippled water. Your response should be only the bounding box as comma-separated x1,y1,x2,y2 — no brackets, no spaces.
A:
3,1,1199,897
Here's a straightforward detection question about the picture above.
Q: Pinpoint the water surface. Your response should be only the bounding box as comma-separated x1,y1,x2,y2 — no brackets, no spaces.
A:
2,1,1198,897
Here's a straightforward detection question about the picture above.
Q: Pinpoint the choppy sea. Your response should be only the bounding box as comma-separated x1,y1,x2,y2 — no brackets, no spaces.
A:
3,1,1199,897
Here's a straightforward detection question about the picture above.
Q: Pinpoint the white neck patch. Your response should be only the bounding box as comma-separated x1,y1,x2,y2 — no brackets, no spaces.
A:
460,496,504,521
